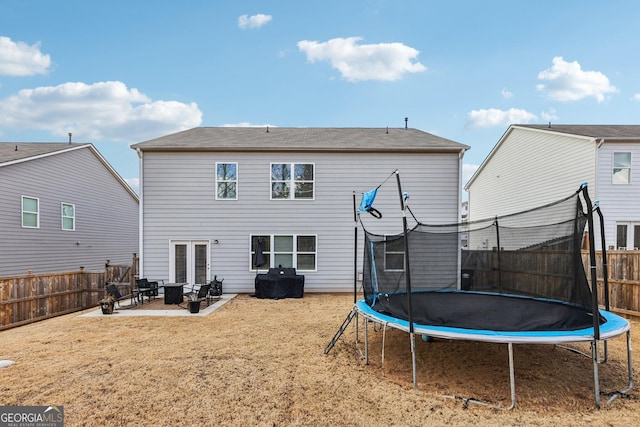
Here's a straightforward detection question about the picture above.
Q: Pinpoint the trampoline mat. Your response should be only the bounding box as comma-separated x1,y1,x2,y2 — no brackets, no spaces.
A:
369,291,601,332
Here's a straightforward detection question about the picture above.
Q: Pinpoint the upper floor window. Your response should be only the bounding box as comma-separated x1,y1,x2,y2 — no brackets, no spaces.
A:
270,163,314,199
613,152,631,184
61,203,75,231
21,196,39,228
216,162,238,200
250,234,317,271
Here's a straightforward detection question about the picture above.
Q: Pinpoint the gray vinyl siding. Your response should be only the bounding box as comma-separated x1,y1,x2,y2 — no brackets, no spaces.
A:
467,127,597,222
596,142,640,248
0,147,138,276
140,151,461,292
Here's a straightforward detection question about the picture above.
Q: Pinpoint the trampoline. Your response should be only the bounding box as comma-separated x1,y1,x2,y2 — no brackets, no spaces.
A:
326,174,633,409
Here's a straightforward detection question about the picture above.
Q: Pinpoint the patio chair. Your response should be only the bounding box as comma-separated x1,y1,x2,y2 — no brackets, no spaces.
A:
181,283,212,308
208,276,224,302
106,283,135,309
135,278,159,304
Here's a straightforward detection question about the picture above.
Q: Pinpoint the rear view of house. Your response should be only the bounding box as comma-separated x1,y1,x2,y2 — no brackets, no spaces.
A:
132,127,469,293
0,143,139,277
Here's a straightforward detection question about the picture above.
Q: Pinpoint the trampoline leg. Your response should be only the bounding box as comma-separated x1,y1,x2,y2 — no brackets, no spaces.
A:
355,311,359,345
592,341,601,408
605,330,635,404
411,332,418,390
507,343,516,410
381,323,387,372
364,316,369,365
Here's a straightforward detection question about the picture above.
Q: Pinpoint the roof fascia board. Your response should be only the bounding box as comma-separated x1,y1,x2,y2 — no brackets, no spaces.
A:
464,125,596,190
133,146,468,154
86,144,139,202
0,144,90,169
464,126,513,190
1,143,139,202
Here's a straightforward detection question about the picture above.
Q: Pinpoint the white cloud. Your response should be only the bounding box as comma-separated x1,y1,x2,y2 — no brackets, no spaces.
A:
536,56,617,102
632,93,640,101
297,37,426,82
540,107,558,122
0,36,51,76
238,14,272,29
501,88,513,99
0,81,202,141
124,177,139,194
463,163,480,184
466,108,537,128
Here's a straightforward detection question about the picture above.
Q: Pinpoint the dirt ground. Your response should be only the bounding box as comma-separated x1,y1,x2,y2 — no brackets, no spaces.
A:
0,293,638,426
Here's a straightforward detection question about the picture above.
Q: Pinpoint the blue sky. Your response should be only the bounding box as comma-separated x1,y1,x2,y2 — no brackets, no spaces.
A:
1,0,639,194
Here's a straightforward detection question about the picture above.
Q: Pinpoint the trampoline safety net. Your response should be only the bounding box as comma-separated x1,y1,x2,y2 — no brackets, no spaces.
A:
361,188,602,332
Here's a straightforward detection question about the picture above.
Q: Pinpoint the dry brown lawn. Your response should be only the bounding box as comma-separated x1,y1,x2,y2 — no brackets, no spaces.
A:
0,293,638,426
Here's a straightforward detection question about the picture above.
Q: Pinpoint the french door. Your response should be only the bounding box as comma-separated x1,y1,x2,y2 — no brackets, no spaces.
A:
169,240,210,285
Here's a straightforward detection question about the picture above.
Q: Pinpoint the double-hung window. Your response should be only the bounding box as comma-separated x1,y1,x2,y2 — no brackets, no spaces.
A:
616,222,640,250
270,163,314,199
613,152,631,184
250,234,317,271
61,203,75,231
21,196,39,228
216,162,238,200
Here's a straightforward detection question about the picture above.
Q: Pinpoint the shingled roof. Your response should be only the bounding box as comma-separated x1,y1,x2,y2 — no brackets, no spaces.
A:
516,124,640,139
131,127,469,153
0,142,90,165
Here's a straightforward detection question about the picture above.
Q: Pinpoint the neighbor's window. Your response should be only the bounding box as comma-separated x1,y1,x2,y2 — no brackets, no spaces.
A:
616,222,640,250
270,163,314,199
250,234,317,271
21,196,39,228
61,203,75,231
613,152,631,184
384,235,405,271
216,162,238,200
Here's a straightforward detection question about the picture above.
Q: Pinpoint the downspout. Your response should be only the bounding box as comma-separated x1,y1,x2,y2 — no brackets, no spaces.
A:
458,149,467,288
136,147,144,279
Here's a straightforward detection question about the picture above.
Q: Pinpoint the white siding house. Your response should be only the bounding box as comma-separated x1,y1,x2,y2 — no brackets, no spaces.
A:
465,124,640,249
132,127,469,293
0,143,139,277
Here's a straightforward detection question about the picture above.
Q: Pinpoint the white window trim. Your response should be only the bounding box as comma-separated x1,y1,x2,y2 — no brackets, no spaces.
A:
21,195,39,229
61,202,75,231
269,162,315,200
249,234,317,272
215,162,238,200
612,152,632,185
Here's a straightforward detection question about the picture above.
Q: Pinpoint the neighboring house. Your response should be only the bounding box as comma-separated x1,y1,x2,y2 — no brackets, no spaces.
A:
0,142,139,277
465,124,640,250
131,127,469,293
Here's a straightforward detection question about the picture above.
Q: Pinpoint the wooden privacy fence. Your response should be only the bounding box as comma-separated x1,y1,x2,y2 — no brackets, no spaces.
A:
584,250,640,318
0,257,136,330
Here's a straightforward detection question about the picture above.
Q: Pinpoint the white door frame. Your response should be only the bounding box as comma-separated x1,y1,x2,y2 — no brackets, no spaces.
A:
169,240,211,284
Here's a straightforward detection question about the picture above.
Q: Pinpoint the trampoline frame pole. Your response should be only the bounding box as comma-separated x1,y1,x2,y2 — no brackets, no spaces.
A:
395,171,417,389
582,185,600,340
353,192,358,305
595,205,610,362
